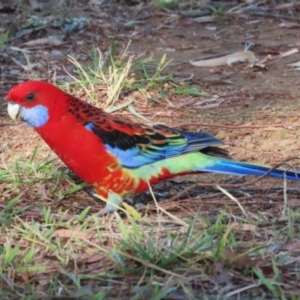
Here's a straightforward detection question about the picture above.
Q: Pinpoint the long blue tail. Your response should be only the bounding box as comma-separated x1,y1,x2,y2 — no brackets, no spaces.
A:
200,159,300,180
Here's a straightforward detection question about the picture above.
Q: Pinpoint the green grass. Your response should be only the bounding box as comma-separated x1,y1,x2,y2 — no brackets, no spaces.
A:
2,43,300,298
0,30,8,50
208,4,225,15
155,0,179,9
1,149,300,298
64,42,178,115
62,43,207,123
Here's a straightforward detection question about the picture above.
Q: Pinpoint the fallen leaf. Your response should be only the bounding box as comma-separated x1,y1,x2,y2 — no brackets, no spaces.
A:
279,22,300,28
23,36,64,46
37,183,48,199
230,222,256,231
52,229,97,239
189,50,256,67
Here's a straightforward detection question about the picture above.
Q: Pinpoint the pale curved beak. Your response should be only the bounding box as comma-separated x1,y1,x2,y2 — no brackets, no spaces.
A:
7,102,20,121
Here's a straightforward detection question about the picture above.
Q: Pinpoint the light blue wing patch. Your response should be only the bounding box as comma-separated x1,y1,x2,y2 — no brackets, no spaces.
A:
83,122,224,169
105,144,157,168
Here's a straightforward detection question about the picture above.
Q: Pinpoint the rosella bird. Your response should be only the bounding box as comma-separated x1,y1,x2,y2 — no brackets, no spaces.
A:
6,81,300,212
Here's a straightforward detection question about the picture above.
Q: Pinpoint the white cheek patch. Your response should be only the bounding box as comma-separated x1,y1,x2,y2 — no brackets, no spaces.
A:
20,105,49,128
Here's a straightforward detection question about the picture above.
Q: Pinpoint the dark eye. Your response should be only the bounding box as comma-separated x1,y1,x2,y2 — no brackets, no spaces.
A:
26,93,35,102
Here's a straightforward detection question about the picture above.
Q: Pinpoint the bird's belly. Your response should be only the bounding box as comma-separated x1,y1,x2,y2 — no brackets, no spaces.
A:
39,125,138,197
39,125,114,180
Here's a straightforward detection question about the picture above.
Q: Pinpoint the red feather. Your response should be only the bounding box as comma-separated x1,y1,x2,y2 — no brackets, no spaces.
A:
8,81,299,212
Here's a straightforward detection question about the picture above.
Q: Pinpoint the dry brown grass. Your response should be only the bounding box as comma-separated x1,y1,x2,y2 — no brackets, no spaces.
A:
1,0,300,298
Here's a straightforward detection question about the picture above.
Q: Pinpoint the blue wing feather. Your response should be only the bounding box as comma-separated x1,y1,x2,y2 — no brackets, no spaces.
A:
84,121,226,168
79,109,300,181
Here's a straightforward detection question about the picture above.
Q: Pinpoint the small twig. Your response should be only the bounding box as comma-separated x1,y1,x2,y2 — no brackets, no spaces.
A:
176,122,300,130
245,11,300,23
148,182,188,226
216,185,247,216
283,176,287,216
0,274,23,297
225,282,260,298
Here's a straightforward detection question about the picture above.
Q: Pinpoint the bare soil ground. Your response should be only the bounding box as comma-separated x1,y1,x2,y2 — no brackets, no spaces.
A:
1,0,300,298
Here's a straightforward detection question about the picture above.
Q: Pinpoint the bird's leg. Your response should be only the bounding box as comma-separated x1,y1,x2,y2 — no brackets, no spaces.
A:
93,191,122,213
106,191,123,212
